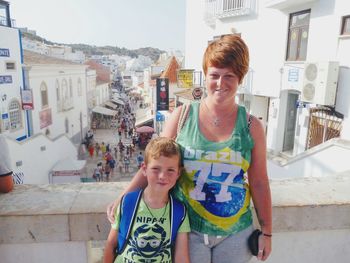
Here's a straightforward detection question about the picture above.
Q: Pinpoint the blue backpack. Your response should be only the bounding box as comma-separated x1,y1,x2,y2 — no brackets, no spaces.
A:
116,189,186,254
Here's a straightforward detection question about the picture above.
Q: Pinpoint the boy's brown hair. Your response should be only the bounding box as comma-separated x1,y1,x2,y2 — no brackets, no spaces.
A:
144,137,181,167
202,34,249,84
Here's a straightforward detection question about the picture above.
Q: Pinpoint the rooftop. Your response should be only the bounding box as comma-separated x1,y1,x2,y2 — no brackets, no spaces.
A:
23,50,79,66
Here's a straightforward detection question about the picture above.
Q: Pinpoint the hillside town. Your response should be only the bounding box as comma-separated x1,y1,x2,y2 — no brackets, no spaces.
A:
1,0,350,263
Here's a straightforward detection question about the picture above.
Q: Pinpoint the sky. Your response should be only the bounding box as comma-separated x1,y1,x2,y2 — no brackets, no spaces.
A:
8,0,186,52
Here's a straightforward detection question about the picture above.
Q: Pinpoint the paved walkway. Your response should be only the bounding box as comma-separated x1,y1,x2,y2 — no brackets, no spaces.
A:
80,129,143,183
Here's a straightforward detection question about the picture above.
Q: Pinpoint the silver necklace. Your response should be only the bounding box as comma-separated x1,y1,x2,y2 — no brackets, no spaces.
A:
144,198,168,221
203,99,220,126
203,99,235,127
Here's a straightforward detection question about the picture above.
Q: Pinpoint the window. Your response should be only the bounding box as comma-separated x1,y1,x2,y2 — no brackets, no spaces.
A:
56,79,61,112
56,80,60,101
6,62,16,70
62,79,68,100
286,10,310,61
40,82,49,108
8,99,22,130
77,78,82,96
69,78,73,98
341,15,350,35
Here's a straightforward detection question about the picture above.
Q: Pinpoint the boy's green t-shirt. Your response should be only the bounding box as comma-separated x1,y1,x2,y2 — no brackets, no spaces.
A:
112,198,190,263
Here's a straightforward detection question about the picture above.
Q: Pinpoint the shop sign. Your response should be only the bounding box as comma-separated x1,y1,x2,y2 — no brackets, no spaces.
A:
21,89,34,110
192,87,203,100
288,68,299,82
156,78,169,111
0,48,10,57
177,69,194,88
0,75,12,84
156,111,165,121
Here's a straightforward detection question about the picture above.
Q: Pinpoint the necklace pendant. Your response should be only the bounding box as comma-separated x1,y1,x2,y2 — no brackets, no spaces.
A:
213,118,219,126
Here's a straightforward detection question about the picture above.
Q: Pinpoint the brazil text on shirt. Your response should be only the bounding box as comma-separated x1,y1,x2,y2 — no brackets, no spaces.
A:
136,216,166,225
183,146,243,164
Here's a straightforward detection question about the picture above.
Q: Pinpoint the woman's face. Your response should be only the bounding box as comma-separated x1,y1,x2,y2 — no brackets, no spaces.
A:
205,66,239,104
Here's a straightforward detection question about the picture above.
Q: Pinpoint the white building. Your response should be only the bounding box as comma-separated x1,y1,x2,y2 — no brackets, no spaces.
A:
23,50,89,144
0,1,27,141
185,0,350,156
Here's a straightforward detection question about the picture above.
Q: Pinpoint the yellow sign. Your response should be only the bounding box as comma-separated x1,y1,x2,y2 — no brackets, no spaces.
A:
177,69,194,88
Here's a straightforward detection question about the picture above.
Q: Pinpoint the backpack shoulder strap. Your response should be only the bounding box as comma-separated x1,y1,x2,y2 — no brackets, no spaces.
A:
117,189,143,254
169,195,186,245
177,104,191,136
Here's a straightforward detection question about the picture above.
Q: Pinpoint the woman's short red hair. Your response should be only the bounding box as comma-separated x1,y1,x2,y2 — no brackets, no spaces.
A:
203,34,249,84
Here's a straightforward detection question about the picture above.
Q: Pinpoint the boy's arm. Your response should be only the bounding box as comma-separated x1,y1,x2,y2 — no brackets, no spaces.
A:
174,232,190,263
103,228,118,263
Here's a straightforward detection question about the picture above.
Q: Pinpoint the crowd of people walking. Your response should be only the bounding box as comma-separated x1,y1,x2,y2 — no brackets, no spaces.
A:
82,88,147,182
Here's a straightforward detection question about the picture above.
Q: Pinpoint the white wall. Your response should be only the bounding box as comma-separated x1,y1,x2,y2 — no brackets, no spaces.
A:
6,134,78,184
26,65,88,143
0,26,27,140
0,242,87,263
96,83,109,106
267,140,350,179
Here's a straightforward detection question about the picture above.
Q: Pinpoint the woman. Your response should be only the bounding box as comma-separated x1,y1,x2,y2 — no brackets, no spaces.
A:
107,35,272,262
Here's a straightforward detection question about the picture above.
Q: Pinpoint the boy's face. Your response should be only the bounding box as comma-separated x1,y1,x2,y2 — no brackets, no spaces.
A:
142,155,180,193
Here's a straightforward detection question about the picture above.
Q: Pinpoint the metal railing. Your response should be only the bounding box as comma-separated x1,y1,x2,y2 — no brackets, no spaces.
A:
0,15,16,27
204,0,255,25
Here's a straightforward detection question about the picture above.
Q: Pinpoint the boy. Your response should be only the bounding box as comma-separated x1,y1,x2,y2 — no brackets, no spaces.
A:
104,137,190,263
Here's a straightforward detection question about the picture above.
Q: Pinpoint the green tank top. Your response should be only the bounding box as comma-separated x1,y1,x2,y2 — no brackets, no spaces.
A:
174,102,254,236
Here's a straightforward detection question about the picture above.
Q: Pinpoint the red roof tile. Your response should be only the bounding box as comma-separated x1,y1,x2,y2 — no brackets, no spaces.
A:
85,60,111,83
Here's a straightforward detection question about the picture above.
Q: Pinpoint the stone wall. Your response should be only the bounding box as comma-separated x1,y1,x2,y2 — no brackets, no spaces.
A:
1,173,350,263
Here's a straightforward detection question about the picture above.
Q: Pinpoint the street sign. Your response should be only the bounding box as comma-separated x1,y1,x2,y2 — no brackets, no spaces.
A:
192,87,203,100
177,69,194,88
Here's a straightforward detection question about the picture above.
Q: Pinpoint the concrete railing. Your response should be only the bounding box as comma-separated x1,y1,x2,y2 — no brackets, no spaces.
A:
1,173,350,263
268,138,350,179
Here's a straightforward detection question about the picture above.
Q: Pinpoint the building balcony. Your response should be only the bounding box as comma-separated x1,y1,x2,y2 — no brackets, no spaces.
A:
265,0,319,10
1,172,349,263
204,0,256,26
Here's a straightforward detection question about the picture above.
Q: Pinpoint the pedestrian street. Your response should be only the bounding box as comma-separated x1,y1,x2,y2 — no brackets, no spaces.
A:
81,128,144,183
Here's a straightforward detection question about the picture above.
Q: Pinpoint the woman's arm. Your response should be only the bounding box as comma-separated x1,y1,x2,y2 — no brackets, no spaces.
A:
107,167,147,223
174,232,190,263
160,105,183,138
247,116,272,261
107,106,183,223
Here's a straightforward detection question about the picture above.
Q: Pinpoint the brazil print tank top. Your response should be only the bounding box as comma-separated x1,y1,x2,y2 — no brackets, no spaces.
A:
174,102,254,236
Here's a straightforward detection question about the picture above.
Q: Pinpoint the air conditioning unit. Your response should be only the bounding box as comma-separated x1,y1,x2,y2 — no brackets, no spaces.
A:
301,61,339,106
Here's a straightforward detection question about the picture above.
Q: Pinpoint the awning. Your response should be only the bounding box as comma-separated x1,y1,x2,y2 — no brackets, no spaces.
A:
112,93,123,99
92,106,118,116
111,98,125,105
105,101,118,110
135,108,153,127
125,86,134,92
136,126,154,133
52,158,86,176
